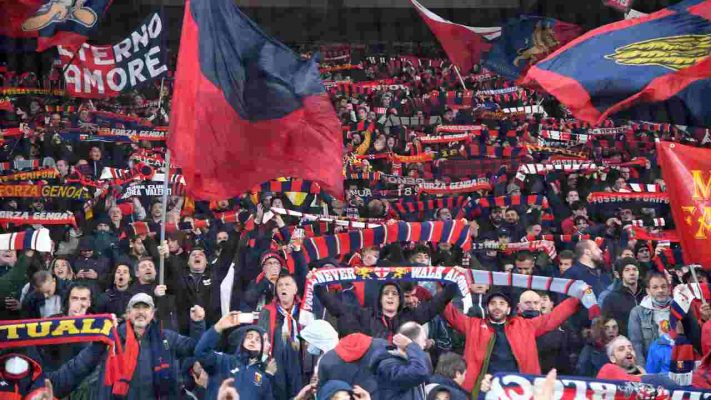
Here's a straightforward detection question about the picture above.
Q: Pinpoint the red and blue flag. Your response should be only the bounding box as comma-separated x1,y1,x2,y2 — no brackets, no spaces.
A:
483,16,582,82
0,0,113,52
522,0,711,127
168,0,343,201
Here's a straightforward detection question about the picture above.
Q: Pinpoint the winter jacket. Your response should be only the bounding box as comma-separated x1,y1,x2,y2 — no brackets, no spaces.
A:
370,343,430,400
91,320,205,400
645,334,673,374
443,296,580,393
0,254,30,320
165,254,218,334
576,343,609,377
536,322,581,375
562,262,612,296
316,282,457,340
601,283,644,336
95,287,135,317
628,296,669,366
195,325,274,400
596,363,641,382
318,333,388,398
425,375,468,400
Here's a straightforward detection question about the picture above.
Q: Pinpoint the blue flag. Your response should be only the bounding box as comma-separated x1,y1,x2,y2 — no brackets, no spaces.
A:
521,0,711,126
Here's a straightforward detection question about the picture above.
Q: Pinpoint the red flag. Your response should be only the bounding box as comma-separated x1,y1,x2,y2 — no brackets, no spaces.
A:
168,0,343,201
410,0,500,73
657,141,711,269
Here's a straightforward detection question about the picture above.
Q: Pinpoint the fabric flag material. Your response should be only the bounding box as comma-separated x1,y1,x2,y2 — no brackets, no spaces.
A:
168,0,343,200
521,0,711,126
657,141,711,268
57,11,168,98
409,0,501,73
483,16,583,82
0,0,113,52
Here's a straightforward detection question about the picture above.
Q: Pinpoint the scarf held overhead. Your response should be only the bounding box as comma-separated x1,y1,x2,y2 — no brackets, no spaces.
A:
0,229,53,252
299,266,472,326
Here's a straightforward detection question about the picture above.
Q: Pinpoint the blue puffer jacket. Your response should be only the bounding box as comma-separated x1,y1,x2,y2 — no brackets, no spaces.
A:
370,343,431,400
195,325,274,400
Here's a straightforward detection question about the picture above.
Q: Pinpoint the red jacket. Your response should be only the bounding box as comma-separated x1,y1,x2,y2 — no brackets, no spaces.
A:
596,363,641,382
443,297,580,392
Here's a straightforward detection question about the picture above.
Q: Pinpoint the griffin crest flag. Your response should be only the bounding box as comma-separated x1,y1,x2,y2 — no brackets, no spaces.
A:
483,16,583,82
656,142,711,270
168,0,343,200
521,0,711,126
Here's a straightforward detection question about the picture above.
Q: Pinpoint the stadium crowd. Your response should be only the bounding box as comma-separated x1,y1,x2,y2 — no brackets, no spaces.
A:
0,43,709,400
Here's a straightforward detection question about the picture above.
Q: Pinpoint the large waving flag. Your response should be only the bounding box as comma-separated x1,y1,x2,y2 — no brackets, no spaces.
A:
410,0,501,73
483,16,583,82
657,142,711,269
521,0,711,127
168,0,343,200
0,0,113,52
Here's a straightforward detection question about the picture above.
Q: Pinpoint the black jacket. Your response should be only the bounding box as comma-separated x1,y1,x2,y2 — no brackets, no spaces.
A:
601,284,645,336
316,282,457,340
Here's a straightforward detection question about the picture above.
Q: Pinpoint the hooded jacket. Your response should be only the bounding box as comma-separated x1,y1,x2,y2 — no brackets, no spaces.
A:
316,281,457,340
370,343,430,400
318,333,388,398
194,325,274,400
317,380,353,400
443,297,580,394
0,354,48,400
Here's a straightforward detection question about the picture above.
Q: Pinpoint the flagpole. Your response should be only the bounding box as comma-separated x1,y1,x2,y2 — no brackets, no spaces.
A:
453,66,467,90
157,77,166,109
158,149,171,286
689,264,707,305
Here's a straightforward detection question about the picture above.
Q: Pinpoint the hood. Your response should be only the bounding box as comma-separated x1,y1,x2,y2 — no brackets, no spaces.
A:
426,384,452,400
317,380,353,400
376,280,404,314
335,333,373,362
300,320,338,353
315,258,340,268
228,324,266,358
0,353,43,382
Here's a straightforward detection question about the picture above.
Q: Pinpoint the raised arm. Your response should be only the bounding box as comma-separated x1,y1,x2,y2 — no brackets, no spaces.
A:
533,296,580,337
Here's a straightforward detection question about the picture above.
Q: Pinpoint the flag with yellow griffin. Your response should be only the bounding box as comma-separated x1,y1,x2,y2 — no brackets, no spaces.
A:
521,0,711,127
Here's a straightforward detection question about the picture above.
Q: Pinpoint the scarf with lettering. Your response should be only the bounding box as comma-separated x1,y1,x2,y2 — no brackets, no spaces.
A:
0,211,76,227
587,192,670,205
525,144,587,158
417,178,492,195
299,266,473,326
626,225,680,242
0,167,58,182
485,372,700,399
0,315,122,387
470,240,557,259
